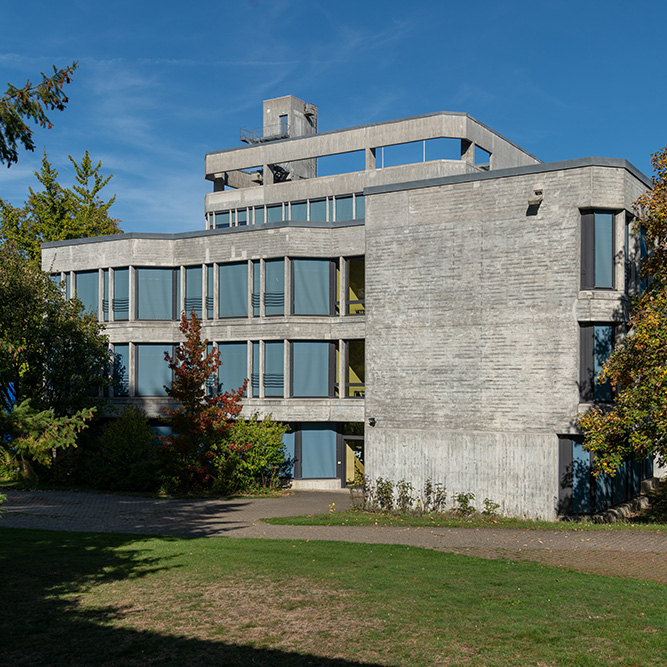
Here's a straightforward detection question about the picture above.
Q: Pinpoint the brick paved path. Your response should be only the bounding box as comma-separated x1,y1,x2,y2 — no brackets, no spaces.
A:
2,489,666,583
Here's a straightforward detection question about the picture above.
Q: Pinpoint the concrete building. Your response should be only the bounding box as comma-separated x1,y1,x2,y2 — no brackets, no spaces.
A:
42,96,654,518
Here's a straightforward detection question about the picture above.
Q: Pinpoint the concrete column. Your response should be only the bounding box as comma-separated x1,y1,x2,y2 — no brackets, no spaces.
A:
338,339,346,398
339,256,346,317
263,164,273,185
461,139,475,166
284,339,291,398
365,147,376,170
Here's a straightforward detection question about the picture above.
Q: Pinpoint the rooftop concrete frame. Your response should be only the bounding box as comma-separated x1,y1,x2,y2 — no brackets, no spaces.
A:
205,111,542,181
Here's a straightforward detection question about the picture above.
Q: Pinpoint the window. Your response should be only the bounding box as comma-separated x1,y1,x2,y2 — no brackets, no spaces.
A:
75,270,98,316
136,268,177,320
102,270,109,321
346,340,365,398
581,211,615,289
219,342,247,394
264,341,284,397
265,259,285,316
279,114,288,135
185,266,202,317
113,268,129,321
292,259,333,316
335,195,353,222
355,194,365,220
290,201,307,221
215,211,230,228
219,262,248,318
236,209,247,227
251,341,260,397
267,204,282,224
252,262,260,317
346,257,365,315
206,265,214,319
254,206,265,225
292,341,334,397
136,344,172,396
558,436,653,515
310,199,326,222
113,344,129,396
580,324,614,402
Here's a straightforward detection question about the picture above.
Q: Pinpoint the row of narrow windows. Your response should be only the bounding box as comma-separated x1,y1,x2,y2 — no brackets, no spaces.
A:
52,257,365,322
112,339,364,400
207,192,365,229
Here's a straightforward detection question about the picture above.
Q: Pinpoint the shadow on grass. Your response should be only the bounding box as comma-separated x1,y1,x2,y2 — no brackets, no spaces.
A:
0,528,381,667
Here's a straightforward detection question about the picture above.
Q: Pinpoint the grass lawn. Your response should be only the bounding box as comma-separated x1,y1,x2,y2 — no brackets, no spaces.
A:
1,527,665,666
263,509,667,532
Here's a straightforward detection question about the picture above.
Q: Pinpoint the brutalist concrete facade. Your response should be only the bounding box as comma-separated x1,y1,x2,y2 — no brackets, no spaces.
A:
42,96,652,516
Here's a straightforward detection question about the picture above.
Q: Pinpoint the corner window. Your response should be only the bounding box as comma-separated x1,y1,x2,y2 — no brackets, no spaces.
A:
113,344,129,396
346,257,365,315
346,340,365,398
185,266,203,317
265,259,285,316
581,211,615,289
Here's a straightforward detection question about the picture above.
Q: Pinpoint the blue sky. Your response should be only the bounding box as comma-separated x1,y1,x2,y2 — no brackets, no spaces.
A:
2,0,666,234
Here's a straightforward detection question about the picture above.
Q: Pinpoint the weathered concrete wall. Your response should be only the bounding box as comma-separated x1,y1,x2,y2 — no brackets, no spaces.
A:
364,163,647,519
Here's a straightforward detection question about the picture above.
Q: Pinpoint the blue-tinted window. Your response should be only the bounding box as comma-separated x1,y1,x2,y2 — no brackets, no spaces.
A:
207,265,214,319
185,266,202,317
137,268,175,320
252,262,260,317
301,424,337,478
215,211,230,228
293,259,331,315
113,268,129,321
219,263,248,318
593,325,613,401
335,196,353,222
219,342,247,394
237,209,247,226
264,341,284,397
355,194,365,219
267,204,282,223
136,344,172,396
292,341,330,397
76,270,98,316
290,201,307,220
310,199,326,221
255,206,265,225
265,259,285,316
594,213,614,288
103,270,109,321
252,341,260,397
113,344,129,397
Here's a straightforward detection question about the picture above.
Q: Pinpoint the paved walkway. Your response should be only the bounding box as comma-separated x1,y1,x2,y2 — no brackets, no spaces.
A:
2,489,667,583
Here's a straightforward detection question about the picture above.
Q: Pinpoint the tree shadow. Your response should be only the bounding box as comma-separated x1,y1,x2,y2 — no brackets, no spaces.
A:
0,527,384,667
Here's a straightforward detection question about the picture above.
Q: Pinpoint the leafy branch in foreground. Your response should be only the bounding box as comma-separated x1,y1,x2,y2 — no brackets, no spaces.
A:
0,62,78,167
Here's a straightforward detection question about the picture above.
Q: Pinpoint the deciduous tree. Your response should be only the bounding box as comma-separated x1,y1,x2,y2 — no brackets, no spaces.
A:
161,311,246,490
0,62,78,167
577,147,667,473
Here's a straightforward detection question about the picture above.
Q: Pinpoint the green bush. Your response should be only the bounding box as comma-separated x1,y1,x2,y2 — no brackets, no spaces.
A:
212,414,287,493
93,406,160,491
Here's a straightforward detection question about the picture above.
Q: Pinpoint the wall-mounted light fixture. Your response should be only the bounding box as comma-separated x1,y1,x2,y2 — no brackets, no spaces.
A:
368,417,376,427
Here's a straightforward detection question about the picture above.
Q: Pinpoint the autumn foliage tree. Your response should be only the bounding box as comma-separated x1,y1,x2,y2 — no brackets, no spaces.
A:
161,311,246,490
0,62,77,167
577,147,667,474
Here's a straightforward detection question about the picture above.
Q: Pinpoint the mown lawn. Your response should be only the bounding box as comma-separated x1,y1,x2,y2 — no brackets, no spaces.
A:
264,509,667,532
1,527,665,666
